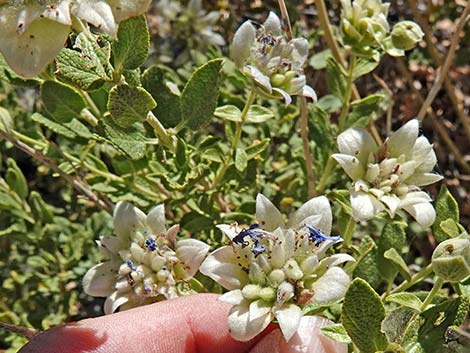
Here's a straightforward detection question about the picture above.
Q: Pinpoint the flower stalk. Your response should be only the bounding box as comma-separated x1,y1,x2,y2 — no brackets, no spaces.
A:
420,277,444,311
212,87,256,189
390,263,433,295
338,55,357,132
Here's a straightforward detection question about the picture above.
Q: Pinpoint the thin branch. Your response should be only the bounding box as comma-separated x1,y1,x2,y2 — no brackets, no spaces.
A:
0,130,114,213
313,0,359,100
409,0,470,140
373,73,394,136
417,2,470,121
278,0,315,197
300,97,315,198
277,0,293,40
313,0,384,144
395,58,470,174
0,321,39,340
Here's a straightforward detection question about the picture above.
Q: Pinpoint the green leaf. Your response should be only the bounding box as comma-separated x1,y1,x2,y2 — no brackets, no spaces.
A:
214,105,241,122
6,158,28,199
386,293,423,312
316,94,342,113
384,248,411,281
40,81,86,123
329,190,352,216
0,106,13,133
382,307,418,344
235,148,248,172
377,222,407,281
32,113,92,139
142,65,182,128
113,15,149,71
29,191,54,223
56,32,112,91
108,84,156,128
320,324,352,344
246,138,270,160
309,49,332,70
246,105,274,123
432,185,460,243
326,57,347,101
402,297,470,353
347,93,386,129
353,236,382,289
103,120,148,160
352,58,380,79
342,278,389,353
175,138,187,169
180,59,223,129
439,218,462,239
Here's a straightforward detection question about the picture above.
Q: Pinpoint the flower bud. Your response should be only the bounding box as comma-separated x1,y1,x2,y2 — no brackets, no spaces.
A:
284,259,303,281
242,284,261,300
270,74,286,86
259,287,276,302
268,269,286,285
432,238,470,282
391,21,424,51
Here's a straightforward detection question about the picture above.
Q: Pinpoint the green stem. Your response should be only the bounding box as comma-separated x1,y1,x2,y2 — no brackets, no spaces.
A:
338,55,356,132
146,111,175,152
80,92,101,119
420,277,444,311
391,263,433,294
232,88,257,149
316,156,335,194
341,216,356,250
212,88,256,189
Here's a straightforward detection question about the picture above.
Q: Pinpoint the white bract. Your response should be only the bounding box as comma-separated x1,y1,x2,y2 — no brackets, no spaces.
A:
83,201,210,314
0,0,151,77
200,194,353,342
230,12,316,105
333,119,443,227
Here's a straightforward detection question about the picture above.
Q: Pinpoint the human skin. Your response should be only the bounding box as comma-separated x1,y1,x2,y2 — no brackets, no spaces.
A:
19,294,346,353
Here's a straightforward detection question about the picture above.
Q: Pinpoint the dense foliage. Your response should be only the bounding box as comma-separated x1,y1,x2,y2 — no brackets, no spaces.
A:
0,0,469,352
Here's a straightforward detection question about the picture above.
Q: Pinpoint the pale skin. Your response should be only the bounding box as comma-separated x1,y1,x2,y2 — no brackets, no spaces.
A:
19,294,345,353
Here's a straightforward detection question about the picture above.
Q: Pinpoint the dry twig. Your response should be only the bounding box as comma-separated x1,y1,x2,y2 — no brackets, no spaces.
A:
416,2,470,121
395,58,470,174
409,0,470,140
0,130,114,213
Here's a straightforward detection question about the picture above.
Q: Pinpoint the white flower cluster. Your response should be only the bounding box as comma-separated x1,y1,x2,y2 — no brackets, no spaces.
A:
340,0,423,57
333,119,443,227
0,0,151,77
230,12,316,105
155,0,224,46
200,194,353,341
83,202,210,314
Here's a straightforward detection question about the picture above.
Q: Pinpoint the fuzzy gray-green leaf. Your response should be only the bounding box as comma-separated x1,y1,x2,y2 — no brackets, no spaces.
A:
108,84,156,128
41,81,86,123
432,185,460,243
342,278,389,353
113,15,150,71
180,59,223,130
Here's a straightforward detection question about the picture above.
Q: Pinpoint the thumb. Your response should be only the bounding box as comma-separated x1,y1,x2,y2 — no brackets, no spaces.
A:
250,316,347,353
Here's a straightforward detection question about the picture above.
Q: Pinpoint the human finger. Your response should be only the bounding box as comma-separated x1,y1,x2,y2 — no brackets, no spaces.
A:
19,293,275,353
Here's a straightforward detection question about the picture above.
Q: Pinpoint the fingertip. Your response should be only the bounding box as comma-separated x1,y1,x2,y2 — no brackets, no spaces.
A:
18,294,275,353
